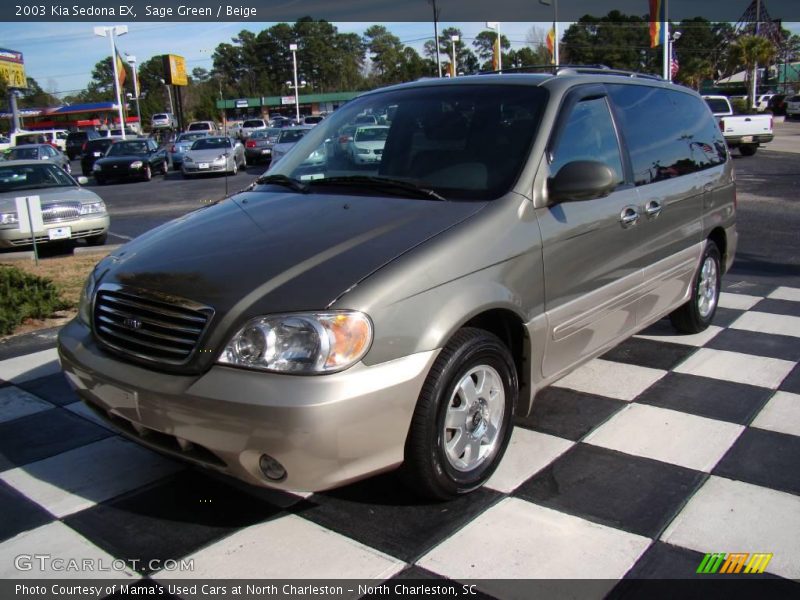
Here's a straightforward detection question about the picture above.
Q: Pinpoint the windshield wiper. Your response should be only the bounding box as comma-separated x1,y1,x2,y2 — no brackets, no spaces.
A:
254,174,309,193
308,176,446,201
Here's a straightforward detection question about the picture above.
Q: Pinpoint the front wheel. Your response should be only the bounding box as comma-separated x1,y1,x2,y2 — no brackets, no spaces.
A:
142,164,152,181
670,241,722,333
401,328,517,500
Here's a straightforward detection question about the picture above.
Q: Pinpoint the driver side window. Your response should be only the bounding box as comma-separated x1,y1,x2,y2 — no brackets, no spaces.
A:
550,97,624,188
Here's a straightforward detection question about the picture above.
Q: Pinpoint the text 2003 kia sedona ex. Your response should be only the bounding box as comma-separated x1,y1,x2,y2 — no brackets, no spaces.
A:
58,71,736,499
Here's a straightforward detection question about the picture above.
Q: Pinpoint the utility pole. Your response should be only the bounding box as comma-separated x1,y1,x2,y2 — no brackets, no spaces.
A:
290,43,300,122
430,0,442,77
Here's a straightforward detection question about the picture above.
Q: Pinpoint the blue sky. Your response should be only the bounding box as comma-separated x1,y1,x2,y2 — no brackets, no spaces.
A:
1,20,798,98
0,21,550,97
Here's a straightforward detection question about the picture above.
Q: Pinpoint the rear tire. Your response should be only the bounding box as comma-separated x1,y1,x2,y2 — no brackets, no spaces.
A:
670,241,722,333
739,145,757,156
401,328,517,500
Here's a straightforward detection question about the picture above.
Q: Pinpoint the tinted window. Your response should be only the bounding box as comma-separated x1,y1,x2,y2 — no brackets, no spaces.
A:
0,163,74,192
609,85,709,185
107,141,149,156
87,139,114,152
243,120,265,128
278,129,307,144
550,97,624,186
704,98,730,113
7,147,39,160
670,92,727,172
191,137,231,150
67,132,88,142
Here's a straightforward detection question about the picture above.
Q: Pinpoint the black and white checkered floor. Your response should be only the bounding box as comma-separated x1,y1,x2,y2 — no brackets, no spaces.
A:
1,278,799,598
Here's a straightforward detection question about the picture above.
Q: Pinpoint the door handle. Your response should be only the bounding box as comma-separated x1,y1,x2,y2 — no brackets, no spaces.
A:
620,207,639,227
645,200,662,218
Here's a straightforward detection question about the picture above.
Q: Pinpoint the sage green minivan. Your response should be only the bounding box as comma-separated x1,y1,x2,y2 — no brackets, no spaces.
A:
58,69,736,499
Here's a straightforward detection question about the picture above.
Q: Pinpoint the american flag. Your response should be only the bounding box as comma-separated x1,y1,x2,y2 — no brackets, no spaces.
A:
670,46,679,78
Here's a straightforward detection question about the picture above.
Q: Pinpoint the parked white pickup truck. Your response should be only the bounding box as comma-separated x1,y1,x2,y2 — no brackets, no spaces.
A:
703,95,773,156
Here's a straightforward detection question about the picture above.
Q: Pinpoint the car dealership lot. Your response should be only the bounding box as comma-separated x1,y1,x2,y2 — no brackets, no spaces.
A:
0,139,799,595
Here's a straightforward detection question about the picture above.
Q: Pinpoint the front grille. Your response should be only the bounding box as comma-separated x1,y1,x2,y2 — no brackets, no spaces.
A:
93,284,214,366
43,202,81,224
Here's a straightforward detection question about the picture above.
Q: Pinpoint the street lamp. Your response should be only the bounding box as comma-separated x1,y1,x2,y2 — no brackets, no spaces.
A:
125,54,142,134
450,35,459,78
668,30,681,83
93,25,128,139
289,43,301,122
486,22,502,72
158,77,175,116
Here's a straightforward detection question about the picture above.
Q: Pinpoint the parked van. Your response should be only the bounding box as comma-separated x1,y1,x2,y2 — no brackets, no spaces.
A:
59,69,736,499
12,129,68,151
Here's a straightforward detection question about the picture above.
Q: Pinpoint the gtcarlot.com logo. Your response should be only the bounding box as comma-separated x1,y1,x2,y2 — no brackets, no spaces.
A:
696,552,773,574
14,554,194,573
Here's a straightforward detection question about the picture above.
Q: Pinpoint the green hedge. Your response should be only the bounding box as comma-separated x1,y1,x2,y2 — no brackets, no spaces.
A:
0,266,69,335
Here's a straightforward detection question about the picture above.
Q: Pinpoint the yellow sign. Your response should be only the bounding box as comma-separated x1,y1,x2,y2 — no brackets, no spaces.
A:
163,54,188,86
0,48,27,89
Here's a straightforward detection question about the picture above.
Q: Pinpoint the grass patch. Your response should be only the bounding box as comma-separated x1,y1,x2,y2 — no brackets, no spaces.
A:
0,252,108,336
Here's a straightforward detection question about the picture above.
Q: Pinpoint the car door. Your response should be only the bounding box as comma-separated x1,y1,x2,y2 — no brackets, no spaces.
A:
607,85,711,324
536,85,644,379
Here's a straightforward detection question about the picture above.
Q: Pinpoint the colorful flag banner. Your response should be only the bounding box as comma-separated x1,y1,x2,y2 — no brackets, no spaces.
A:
546,27,555,63
649,0,666,47
115,48,126,88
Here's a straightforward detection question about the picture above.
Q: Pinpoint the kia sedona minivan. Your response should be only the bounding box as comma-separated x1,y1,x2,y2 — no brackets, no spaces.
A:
58,69,736,499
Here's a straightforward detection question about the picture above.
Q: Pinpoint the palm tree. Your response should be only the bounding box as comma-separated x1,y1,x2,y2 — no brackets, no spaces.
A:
728,35,777,109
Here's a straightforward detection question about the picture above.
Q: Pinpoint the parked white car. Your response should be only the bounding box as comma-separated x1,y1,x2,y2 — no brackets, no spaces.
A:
348,125,389,165
703,95,773,156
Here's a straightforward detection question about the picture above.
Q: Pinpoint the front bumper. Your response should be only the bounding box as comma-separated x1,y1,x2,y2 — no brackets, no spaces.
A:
57,319,437,492
0,215,109,248
182,161,229,175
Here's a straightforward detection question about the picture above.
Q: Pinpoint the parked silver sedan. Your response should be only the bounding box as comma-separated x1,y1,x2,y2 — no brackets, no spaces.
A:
6,144,72,174
168,131,209,170
181,136,246,177
0,160,109,248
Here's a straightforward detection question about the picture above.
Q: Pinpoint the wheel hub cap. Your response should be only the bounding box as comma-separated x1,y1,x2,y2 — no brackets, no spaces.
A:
697,256,718,318
443,365,505,472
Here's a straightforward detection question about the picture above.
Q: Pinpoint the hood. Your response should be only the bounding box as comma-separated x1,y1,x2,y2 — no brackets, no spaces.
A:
98,190,485,359
0,186,100,209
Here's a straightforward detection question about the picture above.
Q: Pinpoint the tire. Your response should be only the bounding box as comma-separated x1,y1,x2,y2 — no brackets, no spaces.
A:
95,175,106,185
670,241,722,334
85,232,107,247
230,161,238,176
401,328,517,500
161,160,169,175
739,145,757,156
142,164,152,181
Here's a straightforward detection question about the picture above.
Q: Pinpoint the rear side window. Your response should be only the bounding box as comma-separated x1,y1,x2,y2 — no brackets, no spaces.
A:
243,120,264,128
67,132,88,141
608,85,725,186
550,97,624,187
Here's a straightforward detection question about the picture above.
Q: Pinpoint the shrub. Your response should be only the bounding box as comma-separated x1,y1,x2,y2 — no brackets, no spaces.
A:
0,265,69,335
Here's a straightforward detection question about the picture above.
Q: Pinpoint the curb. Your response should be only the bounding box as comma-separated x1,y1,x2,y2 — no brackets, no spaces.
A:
74,244,123,255
0,251,35,262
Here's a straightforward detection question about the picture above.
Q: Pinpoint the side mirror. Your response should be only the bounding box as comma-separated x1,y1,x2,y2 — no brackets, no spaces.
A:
547,160,617,203
77,176,89,185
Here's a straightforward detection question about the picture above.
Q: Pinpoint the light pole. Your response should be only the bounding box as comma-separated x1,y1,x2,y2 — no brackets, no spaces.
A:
159,78,175,115
429,0,442,77
450,35,459,77
93,25,128,139
289,43,301,122
486,22,502,72
126,54,142,133
668,30,681,82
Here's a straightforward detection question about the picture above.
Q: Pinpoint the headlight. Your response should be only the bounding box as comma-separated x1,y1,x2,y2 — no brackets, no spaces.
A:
93,163,102,171
80,201,106,215
184,156,194,163
0,212,18,225
77,271,97,326
218,311,373,374
130,161,143,169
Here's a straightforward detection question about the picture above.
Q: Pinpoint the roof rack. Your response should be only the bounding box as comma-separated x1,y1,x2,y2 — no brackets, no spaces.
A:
477,64,664,81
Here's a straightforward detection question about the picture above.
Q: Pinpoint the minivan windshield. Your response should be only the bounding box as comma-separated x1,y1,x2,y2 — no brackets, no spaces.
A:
263,84,547,200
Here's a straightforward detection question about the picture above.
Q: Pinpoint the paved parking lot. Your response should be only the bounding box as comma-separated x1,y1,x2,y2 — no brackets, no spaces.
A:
0,277,798,596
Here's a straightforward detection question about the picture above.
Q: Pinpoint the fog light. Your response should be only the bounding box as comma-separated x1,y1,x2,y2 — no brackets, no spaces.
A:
259,454,287,481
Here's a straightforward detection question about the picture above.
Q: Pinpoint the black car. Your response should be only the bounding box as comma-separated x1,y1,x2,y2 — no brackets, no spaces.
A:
80,137,118,176
66,130,100,160
92,139,169,184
